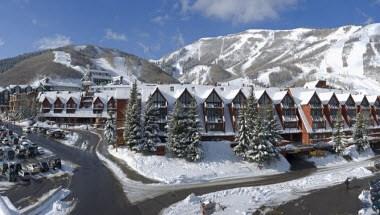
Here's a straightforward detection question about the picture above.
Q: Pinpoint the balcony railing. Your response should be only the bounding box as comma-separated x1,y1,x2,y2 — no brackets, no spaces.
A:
153,102,167,108
205,116,224,123
205,102,223,108
282,115,298,122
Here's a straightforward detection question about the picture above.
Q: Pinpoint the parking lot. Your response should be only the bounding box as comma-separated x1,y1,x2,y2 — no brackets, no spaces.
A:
0,125,65,183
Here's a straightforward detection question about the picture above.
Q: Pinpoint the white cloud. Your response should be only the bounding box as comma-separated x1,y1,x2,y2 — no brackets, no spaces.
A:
138,42,161,55
172,31,185,48
105,29,127,41
151,14,170,25
0,38,4,47
35,34,72,50
180,0,298,23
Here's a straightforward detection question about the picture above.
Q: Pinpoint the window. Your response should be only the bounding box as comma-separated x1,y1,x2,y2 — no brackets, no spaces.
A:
282,95,294,108
170,86,174,92
206,91,222,108
232,92,246,109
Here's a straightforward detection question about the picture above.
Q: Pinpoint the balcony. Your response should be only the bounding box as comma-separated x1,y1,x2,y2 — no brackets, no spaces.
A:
284,121,299,129
310,104,322,109
205,116,224,123
280,103,295,109
282,115,298,122
232,103,244,109
205,102,223,109
53,106,64,113
41,107,51,113
153,102,167,109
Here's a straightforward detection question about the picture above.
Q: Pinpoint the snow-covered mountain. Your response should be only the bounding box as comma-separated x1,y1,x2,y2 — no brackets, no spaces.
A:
157,23,380,94
0,45,177,86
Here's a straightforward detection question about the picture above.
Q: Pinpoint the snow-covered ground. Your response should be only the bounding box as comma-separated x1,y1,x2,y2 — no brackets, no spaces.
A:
0,196,19,215
108,141,290,184
163,166,373,215
20,187,75,215
56,132,79,148
307,145,375,168
358,190,378,215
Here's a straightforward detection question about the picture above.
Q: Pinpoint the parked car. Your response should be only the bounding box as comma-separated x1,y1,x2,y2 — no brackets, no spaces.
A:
26,163,40,174
47,129,65,139
39,161,49,172
18,170,31,181
31,126,39,133
38,127,47,135
22,127,31,134
20,136,28,141
49,158,62,170
37,147,45,155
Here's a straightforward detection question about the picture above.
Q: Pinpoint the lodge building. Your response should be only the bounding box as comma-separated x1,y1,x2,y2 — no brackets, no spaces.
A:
36,84,380,146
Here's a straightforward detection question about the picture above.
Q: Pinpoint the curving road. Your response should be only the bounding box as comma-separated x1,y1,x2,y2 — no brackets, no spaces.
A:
5,123,380,215
7,125,141,215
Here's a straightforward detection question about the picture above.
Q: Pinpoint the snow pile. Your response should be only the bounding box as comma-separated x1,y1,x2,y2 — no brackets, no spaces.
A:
109,141,290,184
56,132,79,148
22,188,75,215
308,145,375,168
163,166,373,215
343,145,375,161
307,153,347,168
358,190,378,215
0,196,20,215
15,120,34,127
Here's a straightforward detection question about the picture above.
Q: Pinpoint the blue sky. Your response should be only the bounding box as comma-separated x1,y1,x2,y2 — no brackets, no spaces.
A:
0,0,379,60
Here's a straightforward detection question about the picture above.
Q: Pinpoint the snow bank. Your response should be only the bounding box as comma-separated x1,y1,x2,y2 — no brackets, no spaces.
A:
163,166,372,215
308,145,375,168
0,196,20,215
307,153,347,168
15,120,33,127
109,141,290,184
56,132,79,148
21,187,75,215
358,190,378,215
344,145,375,161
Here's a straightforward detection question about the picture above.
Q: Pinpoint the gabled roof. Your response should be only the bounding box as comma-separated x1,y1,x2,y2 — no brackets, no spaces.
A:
289,88,317,105
318,92,335,105
336,93,352,105
352,94,365,105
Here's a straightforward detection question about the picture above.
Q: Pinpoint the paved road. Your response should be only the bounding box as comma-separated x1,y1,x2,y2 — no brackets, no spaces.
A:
5,123,380,215
6,125,141,215
273,173,380,215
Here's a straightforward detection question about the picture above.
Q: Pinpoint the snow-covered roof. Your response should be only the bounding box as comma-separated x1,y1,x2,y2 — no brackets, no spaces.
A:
335,93,352,105
304,80,320,89
317,92,334,105
352,94,365,105
289,88,316,105
367,95,379,105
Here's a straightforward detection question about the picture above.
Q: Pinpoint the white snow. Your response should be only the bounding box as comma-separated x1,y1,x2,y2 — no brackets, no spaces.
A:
20,187,75,215
0,196,20,215
358,190,378,215
163,166,373,215
53,51,85,74
109,141,290,184
307,145,375,168
56,132,79,148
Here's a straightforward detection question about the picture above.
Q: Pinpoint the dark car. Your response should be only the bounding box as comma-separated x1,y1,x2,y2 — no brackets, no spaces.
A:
39,161,49,172
49,158,62,170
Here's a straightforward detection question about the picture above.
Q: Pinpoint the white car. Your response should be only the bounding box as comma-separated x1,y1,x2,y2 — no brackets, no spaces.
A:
26,163,40,174
22,127,31,134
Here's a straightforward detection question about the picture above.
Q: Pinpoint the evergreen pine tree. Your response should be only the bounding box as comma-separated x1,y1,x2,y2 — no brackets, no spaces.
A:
104,116,116,148
234,90,279,165
353,111,369,153
167,102,188,158
233,108,250,158
185,101,203,161
123,81,143,151
263,107,282,148
140,95,160,153
167,101,203,161
332,111,346,154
